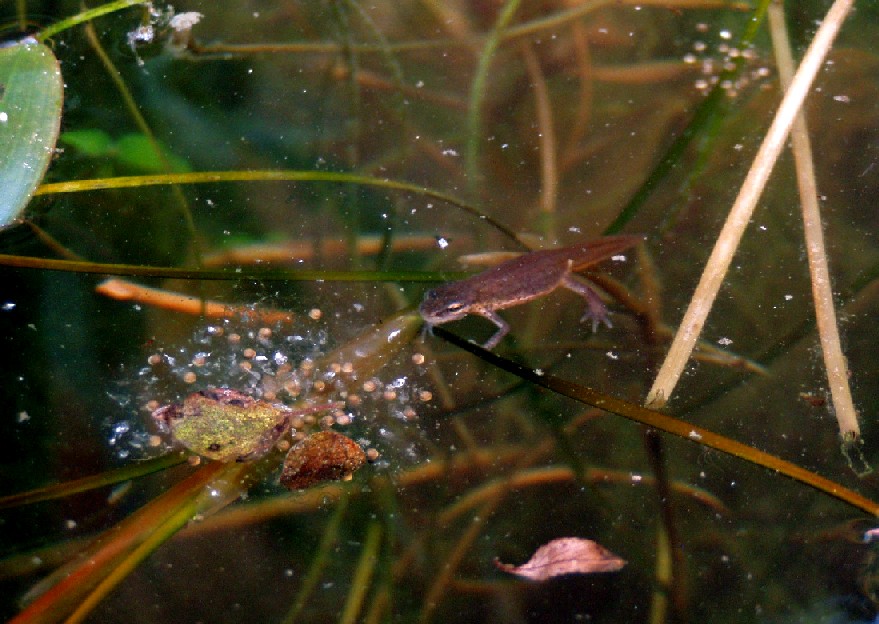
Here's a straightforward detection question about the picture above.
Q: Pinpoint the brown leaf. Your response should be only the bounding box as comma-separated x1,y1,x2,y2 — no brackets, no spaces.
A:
495,537,625,581
152,388,290,462
280,430,366,490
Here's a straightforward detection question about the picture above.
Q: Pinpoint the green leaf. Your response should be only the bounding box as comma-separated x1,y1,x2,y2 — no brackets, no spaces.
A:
0,39,63,226
114,133,191,173
60,130,191,173
60,128,114,157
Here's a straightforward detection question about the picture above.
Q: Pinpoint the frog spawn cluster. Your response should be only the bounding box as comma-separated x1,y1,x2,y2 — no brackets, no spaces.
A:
137,314,432,488
152,388,369,489
682,22,772,98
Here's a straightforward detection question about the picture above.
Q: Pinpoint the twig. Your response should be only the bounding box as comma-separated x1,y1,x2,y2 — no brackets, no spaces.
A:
767,1,865,470
645,0,856,408
95,278,296,323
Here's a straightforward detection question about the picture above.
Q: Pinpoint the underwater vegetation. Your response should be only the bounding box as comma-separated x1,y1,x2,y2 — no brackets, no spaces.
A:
1,1,879,622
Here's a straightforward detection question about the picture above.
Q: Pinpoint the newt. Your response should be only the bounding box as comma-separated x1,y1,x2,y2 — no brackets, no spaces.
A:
419,234,641,349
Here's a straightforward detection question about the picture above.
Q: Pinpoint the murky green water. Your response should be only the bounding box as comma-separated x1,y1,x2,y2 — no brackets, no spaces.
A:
2,1,879,622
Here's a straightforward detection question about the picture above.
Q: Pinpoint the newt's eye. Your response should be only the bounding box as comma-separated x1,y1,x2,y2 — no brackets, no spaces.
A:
446,302,464,312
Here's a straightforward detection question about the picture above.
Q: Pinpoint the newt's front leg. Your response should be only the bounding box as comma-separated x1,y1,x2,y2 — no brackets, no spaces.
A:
470,306,510,350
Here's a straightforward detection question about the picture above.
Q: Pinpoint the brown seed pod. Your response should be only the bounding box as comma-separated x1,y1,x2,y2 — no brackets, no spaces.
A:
280,430,366,490
152,388,290,462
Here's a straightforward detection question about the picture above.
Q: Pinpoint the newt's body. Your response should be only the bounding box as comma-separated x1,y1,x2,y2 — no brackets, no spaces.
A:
419,235,641,349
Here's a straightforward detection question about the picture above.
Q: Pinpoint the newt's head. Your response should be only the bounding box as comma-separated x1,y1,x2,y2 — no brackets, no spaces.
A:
418,285,472,325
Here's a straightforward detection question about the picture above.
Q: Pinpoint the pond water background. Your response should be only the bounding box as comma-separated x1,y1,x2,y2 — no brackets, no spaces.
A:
2,1,879,622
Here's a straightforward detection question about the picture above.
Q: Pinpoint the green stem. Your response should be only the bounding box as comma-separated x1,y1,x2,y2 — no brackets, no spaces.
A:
0,253,466,281
36,170,526,247
35,0,150,42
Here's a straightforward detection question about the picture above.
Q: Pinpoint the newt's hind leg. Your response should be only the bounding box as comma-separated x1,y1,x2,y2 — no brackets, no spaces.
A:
561,275,610,332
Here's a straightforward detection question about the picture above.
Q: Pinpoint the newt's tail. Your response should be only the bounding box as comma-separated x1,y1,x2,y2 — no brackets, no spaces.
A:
569,234,643,272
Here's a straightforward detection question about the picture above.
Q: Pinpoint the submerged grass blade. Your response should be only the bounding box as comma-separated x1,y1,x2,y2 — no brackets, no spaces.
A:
82,20,203,268
35,170,526,247
603,0,771,235
62,493,204,624
0,453,186,510
320,310,423,380
34,0,149,42
464,0,523,195
0,253,464,282
281,495,350,624
12,450,290,624
339,521,382,624
434,326,879,516
10,461,229,624
437,466,728,527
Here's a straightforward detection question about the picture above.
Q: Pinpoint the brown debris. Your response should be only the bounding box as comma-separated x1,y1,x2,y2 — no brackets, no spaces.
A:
280,430,366,490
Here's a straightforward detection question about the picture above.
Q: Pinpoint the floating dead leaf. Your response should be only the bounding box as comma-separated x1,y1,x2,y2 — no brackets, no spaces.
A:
152,388,290,462
495,537,626,581
280,430,366,490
